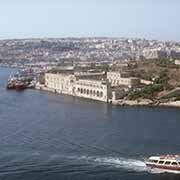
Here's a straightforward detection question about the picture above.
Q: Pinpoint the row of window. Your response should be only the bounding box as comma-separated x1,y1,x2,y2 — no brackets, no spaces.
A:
110,79,131,85
46,77,65,82
77,88,104,97
150,160,180,166
77,82,104,89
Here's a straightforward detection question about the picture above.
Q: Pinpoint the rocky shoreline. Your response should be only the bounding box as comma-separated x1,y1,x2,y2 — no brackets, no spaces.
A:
111,99,180,108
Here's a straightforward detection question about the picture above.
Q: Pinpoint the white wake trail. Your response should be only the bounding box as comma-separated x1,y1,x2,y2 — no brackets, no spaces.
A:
94,157,147,172
68,155,147,172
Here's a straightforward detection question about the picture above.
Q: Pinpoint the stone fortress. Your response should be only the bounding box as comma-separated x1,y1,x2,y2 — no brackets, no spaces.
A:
38,68,144,103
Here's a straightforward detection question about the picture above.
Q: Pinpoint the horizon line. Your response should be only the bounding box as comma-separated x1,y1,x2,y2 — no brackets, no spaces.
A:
0,36,179,43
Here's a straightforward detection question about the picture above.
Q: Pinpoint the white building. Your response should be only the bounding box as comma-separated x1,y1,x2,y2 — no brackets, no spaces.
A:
107,71,140,88
175,59,180,65
74,79,111,102
45,72,111,102
45,73,75,95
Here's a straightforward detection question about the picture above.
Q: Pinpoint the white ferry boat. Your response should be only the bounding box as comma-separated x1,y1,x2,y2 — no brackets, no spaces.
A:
145,155,180,173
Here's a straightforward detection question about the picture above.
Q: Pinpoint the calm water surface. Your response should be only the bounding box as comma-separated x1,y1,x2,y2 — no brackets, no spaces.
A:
0,67,180,180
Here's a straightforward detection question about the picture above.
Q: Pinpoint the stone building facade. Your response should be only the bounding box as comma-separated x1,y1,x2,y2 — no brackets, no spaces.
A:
45,73,76,95
45,72,111,102
74,79,111,102
44,71,142,102
74,72,106,80
107,71,140,87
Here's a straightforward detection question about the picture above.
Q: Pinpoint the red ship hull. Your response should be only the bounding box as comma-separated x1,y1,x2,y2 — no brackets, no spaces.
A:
15,83,26,91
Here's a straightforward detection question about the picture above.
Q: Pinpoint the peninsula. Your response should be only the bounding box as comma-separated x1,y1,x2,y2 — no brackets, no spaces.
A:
2,37,180,108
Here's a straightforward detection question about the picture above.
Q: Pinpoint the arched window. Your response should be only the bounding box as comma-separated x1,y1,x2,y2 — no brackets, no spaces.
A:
80,88,83,93
87,89,89,95
93,90,96,96
97,91,100,97
90,90,92,95
100,92,103,97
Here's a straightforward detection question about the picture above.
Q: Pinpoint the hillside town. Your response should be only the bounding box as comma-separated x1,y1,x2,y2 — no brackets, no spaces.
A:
0,37,180,68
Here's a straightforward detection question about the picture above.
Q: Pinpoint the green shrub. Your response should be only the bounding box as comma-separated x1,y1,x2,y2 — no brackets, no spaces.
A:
128,84,163,100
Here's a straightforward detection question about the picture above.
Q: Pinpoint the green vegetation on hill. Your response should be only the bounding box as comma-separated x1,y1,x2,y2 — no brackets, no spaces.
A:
154,58,174,67
128,84,164,100
128,65,174,100
154,69,170,87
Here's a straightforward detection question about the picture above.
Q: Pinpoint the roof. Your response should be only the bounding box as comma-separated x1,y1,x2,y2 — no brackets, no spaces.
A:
48,69,74,74
176,157,180,162
160,155,180,160
149,156,160,161
149,155,180,162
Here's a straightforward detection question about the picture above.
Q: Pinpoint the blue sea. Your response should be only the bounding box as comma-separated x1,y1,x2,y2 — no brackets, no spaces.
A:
0,67,179,180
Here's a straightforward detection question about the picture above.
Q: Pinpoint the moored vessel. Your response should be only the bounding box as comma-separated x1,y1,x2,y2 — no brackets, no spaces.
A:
6,69,36,91
15,81,26,91
145,155,180,173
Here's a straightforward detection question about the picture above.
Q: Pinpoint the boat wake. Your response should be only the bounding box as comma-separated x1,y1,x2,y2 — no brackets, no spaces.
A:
1,151,180,175
68,155,180,174
68,155,147,172
149,168,180,174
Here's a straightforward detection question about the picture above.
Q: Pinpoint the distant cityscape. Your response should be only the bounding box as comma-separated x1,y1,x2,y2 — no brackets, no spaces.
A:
0,37,180,68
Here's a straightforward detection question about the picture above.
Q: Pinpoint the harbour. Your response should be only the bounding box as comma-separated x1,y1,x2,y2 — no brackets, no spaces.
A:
6,68,37,91
6,64,180,109
0,67,180,180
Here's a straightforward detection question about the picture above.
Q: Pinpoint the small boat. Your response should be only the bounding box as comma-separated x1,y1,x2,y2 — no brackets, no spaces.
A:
15,81,26,91
145,155,180,173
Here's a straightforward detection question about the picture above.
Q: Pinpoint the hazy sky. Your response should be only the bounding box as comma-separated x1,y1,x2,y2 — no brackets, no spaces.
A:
0,0,180,40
